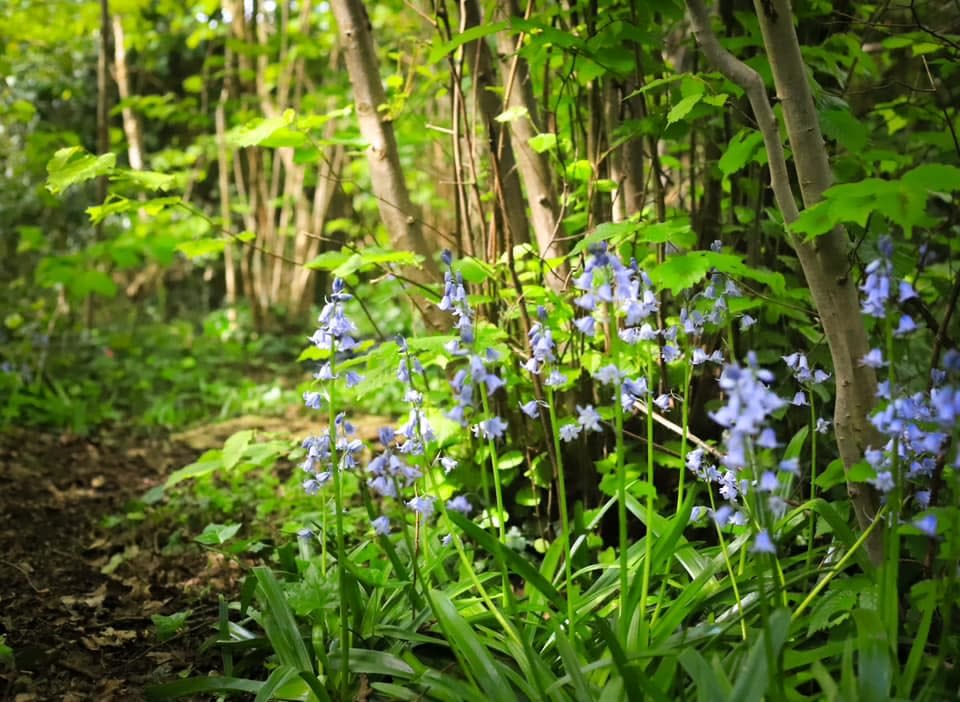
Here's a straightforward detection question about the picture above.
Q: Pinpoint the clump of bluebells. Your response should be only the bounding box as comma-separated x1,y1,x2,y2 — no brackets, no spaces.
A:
299,277,472,540
854,238,958,536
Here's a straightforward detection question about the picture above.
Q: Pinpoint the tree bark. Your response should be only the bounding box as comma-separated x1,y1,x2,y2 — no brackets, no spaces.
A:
685,0,883,564
328,0,445,326
495,0,568,290
462,0,531,253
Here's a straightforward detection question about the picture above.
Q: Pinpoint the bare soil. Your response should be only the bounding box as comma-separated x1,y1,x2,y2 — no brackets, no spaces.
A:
0,428,236,701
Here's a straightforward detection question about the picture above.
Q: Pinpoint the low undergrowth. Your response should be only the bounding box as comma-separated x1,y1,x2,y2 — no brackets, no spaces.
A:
149,241,958,702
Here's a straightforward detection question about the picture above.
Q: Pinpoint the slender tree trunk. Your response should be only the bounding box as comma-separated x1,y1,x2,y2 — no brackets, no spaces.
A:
462,0,531,252
328,0,445,327
495,0,567,289
685,0,883,563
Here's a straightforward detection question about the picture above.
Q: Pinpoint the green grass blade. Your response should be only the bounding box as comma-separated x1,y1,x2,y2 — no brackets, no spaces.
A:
678,649,727,702
429,588,519,702
145,677,263,700
728,608,791,702
253,565,314,673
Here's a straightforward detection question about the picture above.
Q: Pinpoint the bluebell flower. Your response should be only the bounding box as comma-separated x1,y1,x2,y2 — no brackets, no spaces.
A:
446,495,473,514
740,314,757,331
870,470,895,493
653,393,672,412
303,391,324,410
791,391,808,406
662,345,682,363
712,505,734,527
815,417,831,434
915,514,937,537
520,399,544,419
440,456,458,473
594,364,623,386
574,315,597,336
372,515,391,536
559,423,582,442
544,369,567,387
751,530,776,554
757,471,779,492
473,416,508,440
407,495,435,518
915,490,931,508
576,404,603,432
894,314,917,336
779,457,800,475
861,348,885,368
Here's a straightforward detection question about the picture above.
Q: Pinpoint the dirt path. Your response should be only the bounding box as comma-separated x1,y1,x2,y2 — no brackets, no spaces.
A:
0,428,229,701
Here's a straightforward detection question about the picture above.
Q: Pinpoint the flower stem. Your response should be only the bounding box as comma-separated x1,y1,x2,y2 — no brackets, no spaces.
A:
546,387,576,631
326,352,350,699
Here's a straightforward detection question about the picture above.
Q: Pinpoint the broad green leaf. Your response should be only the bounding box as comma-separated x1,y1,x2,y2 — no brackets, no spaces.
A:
667,94,702,125
428,20,510,63
259,127,307,148
495,105,529,123
719,130,764,176
570,220,638,257
177,238,228,258
112,168,176,191
151,610,192,642
565,159,593,182
641,218,697,248
228,109,296,148
528,133,557,153
165,449,223,486
222,430,254,471
46,147,116,194
808,589,856,636
195,522,242,545
820,108,867,153
305,250,353,271
901,163,960,192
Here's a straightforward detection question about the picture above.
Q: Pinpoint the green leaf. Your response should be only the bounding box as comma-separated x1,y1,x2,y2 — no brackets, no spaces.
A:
808,589,856,636
496,450,524,470
853,608,893,702
429,589,518,702
165,449,223,487
666,94,702,125
176,238,228,259
305,250,353,271
195,522,242,545
228,109,296,148
145,676,263,699
901,163,960,192
528,133,557,153
222,430,254,471
718,130,764,176
151,610,192,642
678,649,727,702
565,159,593,182
253,566,314,672
640,218,697,248
428,20,510,63
111,168,176,191
495,105,529,123
729,609,791,702
46,147,116,194
820,108,867,153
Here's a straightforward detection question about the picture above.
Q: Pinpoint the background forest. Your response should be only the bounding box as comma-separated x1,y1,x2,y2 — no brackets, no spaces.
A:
1,0,959,699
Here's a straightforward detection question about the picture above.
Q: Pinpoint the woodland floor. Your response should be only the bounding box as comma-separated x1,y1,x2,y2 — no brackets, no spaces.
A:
0,427,238,702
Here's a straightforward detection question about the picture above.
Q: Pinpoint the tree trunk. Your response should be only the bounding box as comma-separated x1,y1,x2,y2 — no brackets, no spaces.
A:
328,0,445,327
495,0,568,290
685,0,883,564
